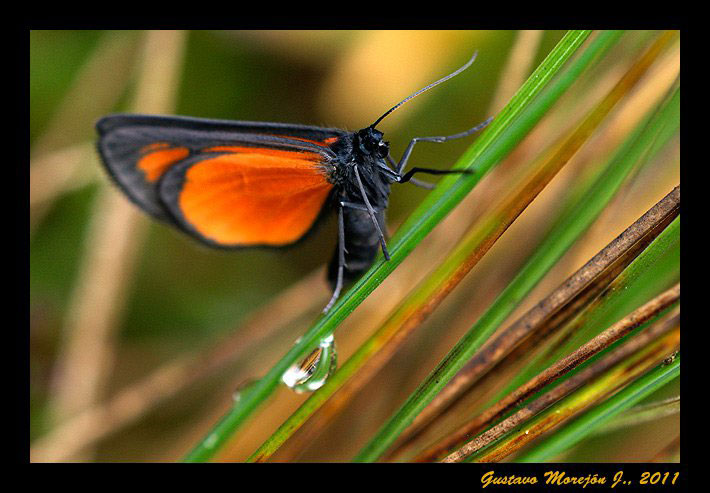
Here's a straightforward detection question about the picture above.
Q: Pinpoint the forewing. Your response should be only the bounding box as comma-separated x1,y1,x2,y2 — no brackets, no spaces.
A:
96,114,344,221
96,114,340,246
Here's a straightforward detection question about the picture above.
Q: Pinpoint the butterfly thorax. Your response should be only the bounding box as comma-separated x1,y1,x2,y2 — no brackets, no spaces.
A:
327,126,394,209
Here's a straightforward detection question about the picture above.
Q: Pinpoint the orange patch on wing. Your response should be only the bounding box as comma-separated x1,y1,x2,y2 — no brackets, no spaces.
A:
271,135,340,147
140,142,171,152
138,145,190,182
203,146,323,160
178,149,333,246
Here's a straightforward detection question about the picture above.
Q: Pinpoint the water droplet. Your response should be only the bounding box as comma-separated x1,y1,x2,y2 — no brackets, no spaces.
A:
282,334,337,393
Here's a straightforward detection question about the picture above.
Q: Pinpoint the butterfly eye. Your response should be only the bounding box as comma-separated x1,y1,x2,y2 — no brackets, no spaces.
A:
376,140,389,158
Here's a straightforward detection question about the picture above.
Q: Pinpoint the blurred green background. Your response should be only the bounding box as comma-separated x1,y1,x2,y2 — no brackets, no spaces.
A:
30,30,678,462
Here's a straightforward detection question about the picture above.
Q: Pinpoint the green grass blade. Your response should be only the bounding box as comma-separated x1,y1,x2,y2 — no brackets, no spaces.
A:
591,396,680,435
354,62,679,461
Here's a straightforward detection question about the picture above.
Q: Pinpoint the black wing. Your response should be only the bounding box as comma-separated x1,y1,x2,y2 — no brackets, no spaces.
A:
96,113,346,221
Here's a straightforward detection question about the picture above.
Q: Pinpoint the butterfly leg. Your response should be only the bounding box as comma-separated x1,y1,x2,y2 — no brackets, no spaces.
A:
387,155,435,189
394,117,494,175
353,165,390,261
323,203,346,313
399,167,474,184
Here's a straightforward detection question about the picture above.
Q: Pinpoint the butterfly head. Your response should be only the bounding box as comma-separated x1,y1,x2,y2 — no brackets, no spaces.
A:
354,126,389,160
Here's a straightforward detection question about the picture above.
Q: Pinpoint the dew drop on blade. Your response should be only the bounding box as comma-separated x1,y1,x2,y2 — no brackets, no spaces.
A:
282,334,337,393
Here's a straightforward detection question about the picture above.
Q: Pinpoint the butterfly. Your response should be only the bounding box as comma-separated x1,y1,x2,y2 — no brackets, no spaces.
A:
97,52,491,312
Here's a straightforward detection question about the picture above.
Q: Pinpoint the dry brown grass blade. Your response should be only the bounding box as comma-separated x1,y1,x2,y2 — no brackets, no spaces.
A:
31,32,138,157
417,284,679,461
30,142,98,234
445,308,680,462
389,185,680,460
35,30,187,463
488,30,545,113
30,32,138,232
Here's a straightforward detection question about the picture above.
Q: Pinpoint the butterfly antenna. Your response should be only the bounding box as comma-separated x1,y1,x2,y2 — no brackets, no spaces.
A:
369,51,479,129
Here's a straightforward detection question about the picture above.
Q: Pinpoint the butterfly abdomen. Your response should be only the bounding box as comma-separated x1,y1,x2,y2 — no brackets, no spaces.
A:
328,208,387,288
